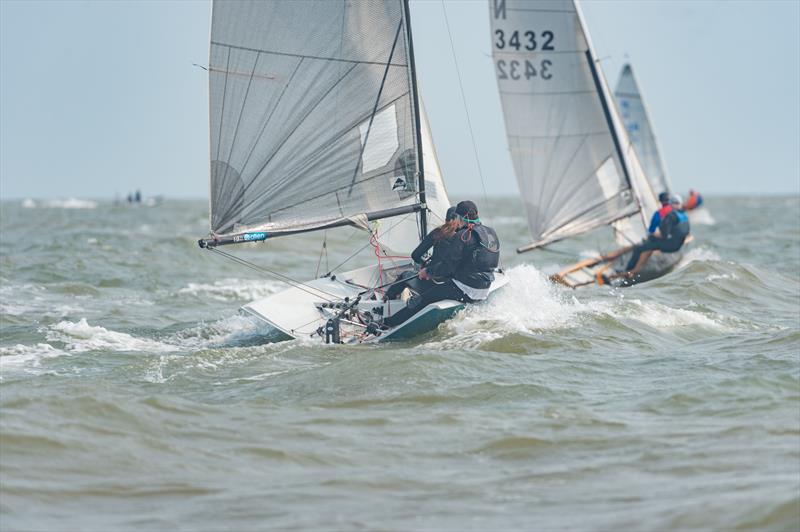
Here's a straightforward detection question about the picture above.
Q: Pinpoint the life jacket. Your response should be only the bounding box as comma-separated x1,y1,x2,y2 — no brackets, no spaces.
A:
660,210,690,241
658,204,674,220
467,224,500,271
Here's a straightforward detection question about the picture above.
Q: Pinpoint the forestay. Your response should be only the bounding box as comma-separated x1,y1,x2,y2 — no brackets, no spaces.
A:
208,0,426,239
614,63,672,199
489,0,656,251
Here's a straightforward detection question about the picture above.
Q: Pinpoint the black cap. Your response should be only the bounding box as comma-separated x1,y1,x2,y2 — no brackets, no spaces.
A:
445,206,458,221
455,200,478,220
658,191,670,204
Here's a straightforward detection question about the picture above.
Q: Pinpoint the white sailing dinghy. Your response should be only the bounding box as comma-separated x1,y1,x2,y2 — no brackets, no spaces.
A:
197,0,507,343
489,0,685,288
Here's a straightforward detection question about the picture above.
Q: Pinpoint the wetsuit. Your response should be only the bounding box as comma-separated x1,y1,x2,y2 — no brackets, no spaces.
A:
625,206,690,271
384,224,498,327
384,228,460,300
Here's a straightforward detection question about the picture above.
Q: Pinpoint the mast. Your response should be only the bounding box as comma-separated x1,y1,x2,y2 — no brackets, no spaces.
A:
586,51,632,192
574,1,650,233
403,0,427,238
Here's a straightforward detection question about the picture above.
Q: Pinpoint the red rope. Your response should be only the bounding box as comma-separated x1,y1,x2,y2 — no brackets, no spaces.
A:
368,232,411,318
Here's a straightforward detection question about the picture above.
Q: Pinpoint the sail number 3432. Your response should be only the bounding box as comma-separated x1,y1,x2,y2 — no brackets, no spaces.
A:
494,30,554,51
495,30,554,81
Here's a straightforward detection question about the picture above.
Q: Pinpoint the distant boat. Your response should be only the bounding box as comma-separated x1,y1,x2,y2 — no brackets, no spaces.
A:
113,194,163,207
614,63,713,225
197,0,506,343
614,63,672,197
489,0,685,288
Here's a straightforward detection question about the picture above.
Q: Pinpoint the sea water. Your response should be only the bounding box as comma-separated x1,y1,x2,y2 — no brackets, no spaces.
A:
1,196,798,530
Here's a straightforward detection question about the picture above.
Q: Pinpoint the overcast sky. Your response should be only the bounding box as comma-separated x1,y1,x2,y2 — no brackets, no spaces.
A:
1,0,798,200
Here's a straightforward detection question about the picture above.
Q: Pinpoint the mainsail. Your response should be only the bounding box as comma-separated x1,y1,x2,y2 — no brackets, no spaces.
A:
614,63,672,198
205,0,434,244
489,0,658,251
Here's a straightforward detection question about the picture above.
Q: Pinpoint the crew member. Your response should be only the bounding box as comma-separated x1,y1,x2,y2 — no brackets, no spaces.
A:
384,206,459,300
685,189,703,210
383,200,500,327
622,193,690,277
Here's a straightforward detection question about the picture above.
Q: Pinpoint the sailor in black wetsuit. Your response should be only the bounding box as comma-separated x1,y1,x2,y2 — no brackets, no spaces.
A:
384,206,459,300
383,200,500,328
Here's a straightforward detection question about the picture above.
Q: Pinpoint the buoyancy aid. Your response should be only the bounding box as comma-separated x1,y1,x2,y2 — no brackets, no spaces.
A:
469,224,500,271
659,209,690,241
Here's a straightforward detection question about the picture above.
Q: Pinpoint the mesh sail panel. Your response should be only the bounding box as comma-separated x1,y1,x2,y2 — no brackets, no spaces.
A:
615,64,672,199
489,0,640,247
374,99,452,254
209,0,419,236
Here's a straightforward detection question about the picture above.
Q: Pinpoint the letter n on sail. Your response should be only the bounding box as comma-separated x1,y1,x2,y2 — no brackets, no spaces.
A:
493,0,506,20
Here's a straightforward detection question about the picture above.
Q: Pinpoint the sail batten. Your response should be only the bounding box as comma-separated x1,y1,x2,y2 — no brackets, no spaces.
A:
208,0,427,238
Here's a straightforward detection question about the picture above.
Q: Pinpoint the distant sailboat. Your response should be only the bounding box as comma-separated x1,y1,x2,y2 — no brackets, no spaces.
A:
197,0,506,343
489,0,684,288
614,63,671,197
615,63,713,225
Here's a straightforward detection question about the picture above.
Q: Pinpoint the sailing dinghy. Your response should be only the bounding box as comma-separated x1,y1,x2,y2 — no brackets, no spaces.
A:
615,63,712,225
197,0,507,343
489,0,686,288
614,63,672,198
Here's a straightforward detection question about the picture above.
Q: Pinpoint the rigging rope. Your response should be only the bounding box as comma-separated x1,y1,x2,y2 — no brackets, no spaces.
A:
208,248,339,302
441,1,490,218
315,231,329,278
323,213,414,275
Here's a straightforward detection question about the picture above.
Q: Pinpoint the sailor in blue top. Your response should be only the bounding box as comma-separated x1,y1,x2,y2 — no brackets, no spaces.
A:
621,192,691,277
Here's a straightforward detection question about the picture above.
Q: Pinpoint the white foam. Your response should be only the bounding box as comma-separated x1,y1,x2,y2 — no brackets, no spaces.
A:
678,247,721,268
622,299,727,330
426,264,609,348
179,279,284,302
43,198,97,209
21,198,36,208
48,318,175,353
688,208,716,225
706,273,738,282
171,314,279,349
0,343,68,370
420,263,735,348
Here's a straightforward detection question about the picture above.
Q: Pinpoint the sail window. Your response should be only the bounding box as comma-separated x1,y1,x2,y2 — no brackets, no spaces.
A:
359,105,399,174
595,157,623,200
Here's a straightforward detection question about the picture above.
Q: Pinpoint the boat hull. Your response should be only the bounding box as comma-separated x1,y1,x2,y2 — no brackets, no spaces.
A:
550,237,693,289
240,261,508,344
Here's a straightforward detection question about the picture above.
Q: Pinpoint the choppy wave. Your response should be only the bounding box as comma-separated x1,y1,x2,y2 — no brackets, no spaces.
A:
178,278,284,302
1,197,798,531
430,263,734,349
0,343,68,371
678,246,721,268
47,319,175,353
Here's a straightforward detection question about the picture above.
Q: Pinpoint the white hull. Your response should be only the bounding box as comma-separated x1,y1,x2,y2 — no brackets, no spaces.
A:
241,261,508,344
